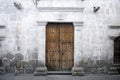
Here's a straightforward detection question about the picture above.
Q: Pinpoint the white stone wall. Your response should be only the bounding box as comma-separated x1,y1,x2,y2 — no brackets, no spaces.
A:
0,0,120,66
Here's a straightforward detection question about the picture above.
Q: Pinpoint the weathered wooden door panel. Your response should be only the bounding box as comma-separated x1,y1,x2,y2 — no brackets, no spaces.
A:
60,24,74,70
46,23,60,71
46,23,74,71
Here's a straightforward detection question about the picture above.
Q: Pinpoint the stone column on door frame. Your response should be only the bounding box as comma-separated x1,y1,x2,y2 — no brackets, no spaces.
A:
34,21,47,76
72,22,85,76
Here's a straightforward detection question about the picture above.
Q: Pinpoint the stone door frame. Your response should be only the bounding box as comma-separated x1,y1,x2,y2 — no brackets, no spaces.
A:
36,21,84,71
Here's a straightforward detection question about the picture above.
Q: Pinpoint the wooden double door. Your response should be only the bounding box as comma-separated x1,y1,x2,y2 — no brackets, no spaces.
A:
46,23,74,71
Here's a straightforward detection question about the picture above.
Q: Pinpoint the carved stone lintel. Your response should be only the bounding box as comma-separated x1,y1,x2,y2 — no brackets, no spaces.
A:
73,22,84,27
37,7,84,12
37,21,47,26
73,22,84,31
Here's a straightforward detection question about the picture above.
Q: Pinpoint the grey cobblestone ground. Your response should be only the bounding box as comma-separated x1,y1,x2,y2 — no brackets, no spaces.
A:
0,74,120,80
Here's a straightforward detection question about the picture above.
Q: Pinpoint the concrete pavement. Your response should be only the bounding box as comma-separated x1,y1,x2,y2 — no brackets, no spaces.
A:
0,73,120,80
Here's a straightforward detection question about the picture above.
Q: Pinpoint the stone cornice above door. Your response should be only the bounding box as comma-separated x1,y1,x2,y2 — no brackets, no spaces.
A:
109,26,120,29
37,7,84,12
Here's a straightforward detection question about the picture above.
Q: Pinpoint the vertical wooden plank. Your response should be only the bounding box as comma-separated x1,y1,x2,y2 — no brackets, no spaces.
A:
60,23,74,71
46,23,60,71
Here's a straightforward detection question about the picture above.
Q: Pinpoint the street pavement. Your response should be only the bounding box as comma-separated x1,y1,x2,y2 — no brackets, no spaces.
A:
0,73,120,80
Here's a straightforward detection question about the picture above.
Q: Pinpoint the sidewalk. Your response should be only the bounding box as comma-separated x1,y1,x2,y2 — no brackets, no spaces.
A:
0,73,120,80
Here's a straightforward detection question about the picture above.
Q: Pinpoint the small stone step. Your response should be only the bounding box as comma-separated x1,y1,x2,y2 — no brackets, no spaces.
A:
108,66,120,75
108,71,119,75
34,72,47,76
47,71,72,75
109,67,118,71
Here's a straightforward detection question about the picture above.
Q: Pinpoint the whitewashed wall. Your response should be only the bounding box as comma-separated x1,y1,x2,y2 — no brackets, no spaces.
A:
0,0,120,67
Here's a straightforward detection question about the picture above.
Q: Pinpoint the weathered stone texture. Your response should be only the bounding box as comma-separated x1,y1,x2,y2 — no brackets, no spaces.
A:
0,0,120,71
